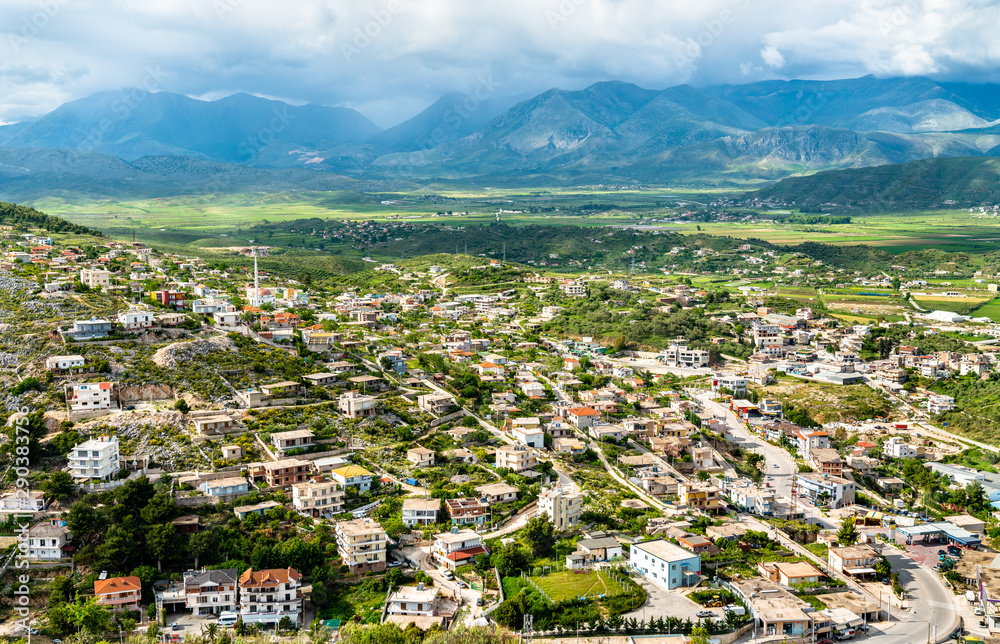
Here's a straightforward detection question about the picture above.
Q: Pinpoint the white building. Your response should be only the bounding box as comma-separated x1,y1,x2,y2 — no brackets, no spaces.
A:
384,583,439,618
68,435,120,480
27,523,71,561
68,382,113,412
45,355,85,372
927,395,956,415
402,499,440,527
118,309,155,331
629,539,701,591
237,567,303,627
712,375,747,396
185,568,238,616
539,485,582,531
795,473,856,509
885,436,920,459
80,268,111,289
291,480,344,518
660,343,711,368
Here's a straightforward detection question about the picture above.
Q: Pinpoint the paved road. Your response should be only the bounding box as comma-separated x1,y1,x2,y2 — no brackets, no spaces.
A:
695,392,820,525
398,544,484,625
697,392,959,643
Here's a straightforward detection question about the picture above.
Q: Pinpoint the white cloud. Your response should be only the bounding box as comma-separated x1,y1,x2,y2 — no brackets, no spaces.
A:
760,45,785,68
0,0,998,126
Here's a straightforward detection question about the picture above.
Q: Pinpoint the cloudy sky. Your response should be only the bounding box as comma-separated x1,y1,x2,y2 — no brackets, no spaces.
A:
1,0,998,127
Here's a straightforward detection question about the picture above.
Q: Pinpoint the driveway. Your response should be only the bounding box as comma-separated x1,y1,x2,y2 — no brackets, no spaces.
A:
624,575,705,623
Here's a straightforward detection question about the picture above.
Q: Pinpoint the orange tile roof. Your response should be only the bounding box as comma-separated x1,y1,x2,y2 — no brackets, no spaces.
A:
238,567,301,586
95,576,141,595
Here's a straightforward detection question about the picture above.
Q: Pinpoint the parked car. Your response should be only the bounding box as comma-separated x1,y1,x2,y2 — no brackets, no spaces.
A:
171,623,180,631
696,611,714,619
456,580,467,588
388,560,403,568
476,597,484,606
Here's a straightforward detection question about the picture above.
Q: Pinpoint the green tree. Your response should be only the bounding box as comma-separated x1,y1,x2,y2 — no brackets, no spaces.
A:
521,515,555,557
140,493,177,524
73,597,113,635
837,517,860,547
147,523,180,572
43,471,77,502
66,501,104,544
491,543,529,577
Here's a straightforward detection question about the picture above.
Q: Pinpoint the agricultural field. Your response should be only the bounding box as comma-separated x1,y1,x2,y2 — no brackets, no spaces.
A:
35,189,1000,260
911,294,992,315
681,210,1000,254
533,570,628,603
969,296,1000,321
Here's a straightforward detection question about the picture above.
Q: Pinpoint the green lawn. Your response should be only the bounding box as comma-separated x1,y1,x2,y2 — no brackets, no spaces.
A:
534,570,627,603
970,296,1000,321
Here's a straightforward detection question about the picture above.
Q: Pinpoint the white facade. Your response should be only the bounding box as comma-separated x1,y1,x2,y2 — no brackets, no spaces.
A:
118,309,155,330
45,355,85,371
68,382,113,412
402,499,439,526
629,539,701,591
795,473,856,508
292,480,344,517
68,435,120,480
927,395,956,415
27,524,70,560
539,485,582,531
886,436,919,459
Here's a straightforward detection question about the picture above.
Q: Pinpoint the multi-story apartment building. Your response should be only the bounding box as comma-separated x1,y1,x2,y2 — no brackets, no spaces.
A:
185,568,238,616
68,382,113,412
335,518,387,573
678,483,724,513
263,459,310,488
68,435,120,480
80,268,111,289
539,485,582,530
338,391,377,418
445,497,488,526
495,444,537,472
330,465,373,492
238,567,303,627
291,480,344,518
432,528,488,570
154,290,186,309
796,472,856,508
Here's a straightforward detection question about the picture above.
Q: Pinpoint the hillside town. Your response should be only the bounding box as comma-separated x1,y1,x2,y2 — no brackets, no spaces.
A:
5,229,1000,644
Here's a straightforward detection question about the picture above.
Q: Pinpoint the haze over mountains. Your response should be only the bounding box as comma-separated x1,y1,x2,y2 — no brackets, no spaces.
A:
5,75,1000,198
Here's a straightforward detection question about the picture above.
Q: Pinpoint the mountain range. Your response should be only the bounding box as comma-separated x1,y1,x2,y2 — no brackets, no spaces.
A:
6,75,1000,196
